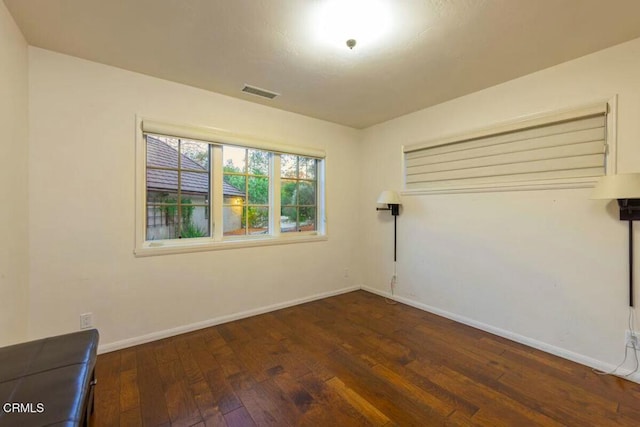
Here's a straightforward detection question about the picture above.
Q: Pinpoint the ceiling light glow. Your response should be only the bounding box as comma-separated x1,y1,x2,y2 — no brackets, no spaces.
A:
316,0,391,49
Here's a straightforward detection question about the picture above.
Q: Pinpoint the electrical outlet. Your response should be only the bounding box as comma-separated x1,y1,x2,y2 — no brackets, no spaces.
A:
80,312,93,330
625,330,639,348
343,268,349,278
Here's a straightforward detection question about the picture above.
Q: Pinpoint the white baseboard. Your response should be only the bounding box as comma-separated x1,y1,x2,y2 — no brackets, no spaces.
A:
98,285,360,354
360,285,640,384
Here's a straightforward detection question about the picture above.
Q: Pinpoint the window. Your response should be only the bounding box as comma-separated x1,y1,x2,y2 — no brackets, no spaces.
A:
281,154,318,233
146,136,211,240
136,119,326,256
403,100,616,193
223,147,270,236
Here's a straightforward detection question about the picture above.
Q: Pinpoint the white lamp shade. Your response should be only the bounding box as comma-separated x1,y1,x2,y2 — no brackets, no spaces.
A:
377,190,401,205
591,173,640,200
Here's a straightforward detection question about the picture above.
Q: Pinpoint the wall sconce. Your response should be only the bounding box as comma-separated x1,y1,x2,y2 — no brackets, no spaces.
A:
376,190,401,262
377,190,401,216
592,173,640,307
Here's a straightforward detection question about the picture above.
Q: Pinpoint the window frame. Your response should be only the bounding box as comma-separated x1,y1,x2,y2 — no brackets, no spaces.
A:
135,117,327,257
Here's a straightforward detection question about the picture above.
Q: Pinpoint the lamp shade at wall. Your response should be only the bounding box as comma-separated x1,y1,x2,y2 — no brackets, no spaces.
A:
377,190,401,205
591,173,640,199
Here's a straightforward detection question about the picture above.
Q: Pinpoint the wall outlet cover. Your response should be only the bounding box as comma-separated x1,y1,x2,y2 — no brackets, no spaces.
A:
80,312,93,329
625,330,639,348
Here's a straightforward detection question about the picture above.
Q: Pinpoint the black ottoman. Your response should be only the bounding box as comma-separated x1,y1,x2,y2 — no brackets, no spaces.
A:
0,330,99,426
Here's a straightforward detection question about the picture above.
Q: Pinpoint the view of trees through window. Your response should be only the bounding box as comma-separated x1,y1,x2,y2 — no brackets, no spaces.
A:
281,154,317,233
223,147,270,236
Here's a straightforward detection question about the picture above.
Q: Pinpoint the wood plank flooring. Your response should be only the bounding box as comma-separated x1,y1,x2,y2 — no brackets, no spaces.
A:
93,290,640,426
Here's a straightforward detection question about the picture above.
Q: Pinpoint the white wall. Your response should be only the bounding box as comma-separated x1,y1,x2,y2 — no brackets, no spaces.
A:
28,48,361,350
0,2,29,346
359,37,640,373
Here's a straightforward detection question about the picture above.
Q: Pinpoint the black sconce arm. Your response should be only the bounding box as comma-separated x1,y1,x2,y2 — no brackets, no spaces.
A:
377,203,399,216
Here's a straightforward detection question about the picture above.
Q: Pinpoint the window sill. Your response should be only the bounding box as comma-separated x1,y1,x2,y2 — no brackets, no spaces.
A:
134,233,327,257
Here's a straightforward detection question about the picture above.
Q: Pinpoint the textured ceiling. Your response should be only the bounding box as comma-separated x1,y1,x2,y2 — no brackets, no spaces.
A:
5,0,640,129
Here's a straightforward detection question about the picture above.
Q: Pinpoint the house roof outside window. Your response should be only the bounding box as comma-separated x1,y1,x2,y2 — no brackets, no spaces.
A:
146,136,245,197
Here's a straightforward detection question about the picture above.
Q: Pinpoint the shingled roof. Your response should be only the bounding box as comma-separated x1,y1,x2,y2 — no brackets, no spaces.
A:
146,136,245,197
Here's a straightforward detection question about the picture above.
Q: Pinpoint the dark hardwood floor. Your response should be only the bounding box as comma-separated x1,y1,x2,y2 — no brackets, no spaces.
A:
94,290,640,426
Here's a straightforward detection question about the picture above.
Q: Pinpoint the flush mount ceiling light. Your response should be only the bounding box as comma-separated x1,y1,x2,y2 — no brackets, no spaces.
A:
316,0,391,50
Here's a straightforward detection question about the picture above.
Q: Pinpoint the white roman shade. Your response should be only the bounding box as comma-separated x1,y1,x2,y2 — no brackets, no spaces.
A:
142,119,325,159
403,103,608,191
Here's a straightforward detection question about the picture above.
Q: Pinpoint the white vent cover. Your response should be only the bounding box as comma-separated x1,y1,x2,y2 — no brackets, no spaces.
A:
242,84,279,99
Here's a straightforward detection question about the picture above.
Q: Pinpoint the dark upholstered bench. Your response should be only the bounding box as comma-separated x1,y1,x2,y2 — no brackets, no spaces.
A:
0,330,99,426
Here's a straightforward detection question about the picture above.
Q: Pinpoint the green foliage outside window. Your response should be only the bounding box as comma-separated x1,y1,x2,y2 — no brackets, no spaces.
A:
159,195,207,238
224,150,270,229
281,181,315,223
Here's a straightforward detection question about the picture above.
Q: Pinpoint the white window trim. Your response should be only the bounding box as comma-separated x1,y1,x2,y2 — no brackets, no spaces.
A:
134,116,327,257
401,96,618,195
142,119,325,158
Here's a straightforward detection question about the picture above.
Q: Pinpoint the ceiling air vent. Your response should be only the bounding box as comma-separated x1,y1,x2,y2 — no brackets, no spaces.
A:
241,84,279,100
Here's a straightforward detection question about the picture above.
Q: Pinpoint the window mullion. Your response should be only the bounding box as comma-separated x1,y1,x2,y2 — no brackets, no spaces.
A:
244,149,249,235
212,145,223,241
177,139,182,238
272,154,281,237
295,157,300,231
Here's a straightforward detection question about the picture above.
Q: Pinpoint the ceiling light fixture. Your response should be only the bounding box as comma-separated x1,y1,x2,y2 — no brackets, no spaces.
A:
317,0,391,50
